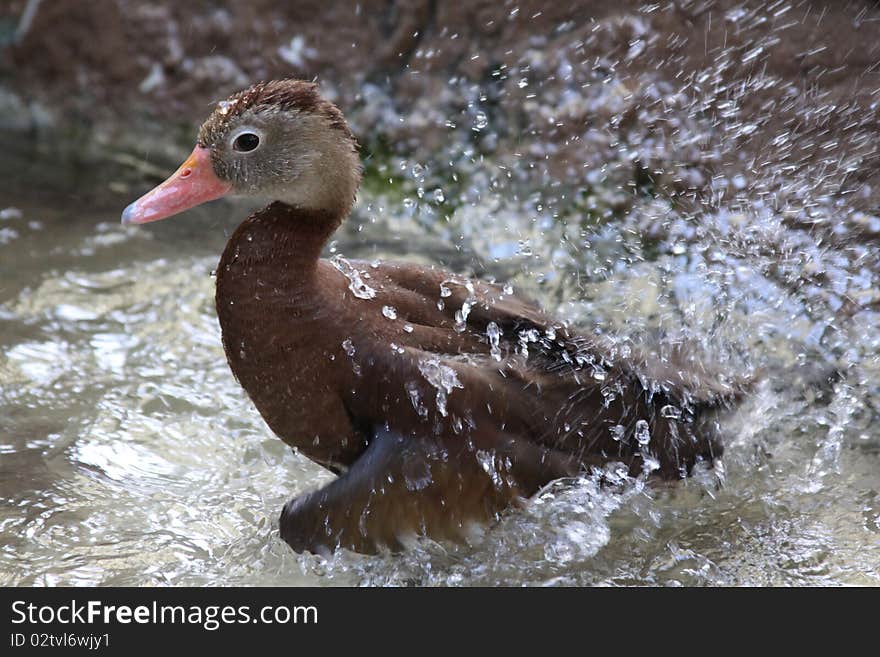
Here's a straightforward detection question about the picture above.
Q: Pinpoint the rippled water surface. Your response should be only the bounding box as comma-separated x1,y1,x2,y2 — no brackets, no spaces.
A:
1,142,878,586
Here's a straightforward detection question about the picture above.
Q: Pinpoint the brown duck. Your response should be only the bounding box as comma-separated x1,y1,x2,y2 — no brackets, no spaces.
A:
122,79,744,555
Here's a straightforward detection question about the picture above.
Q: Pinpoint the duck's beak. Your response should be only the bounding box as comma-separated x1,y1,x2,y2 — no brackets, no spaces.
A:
121,146,232,225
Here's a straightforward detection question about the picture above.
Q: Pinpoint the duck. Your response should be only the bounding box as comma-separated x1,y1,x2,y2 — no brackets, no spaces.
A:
122,79,746,555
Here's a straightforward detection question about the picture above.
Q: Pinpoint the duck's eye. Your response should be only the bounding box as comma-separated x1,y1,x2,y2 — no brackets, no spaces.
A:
233,133,260,152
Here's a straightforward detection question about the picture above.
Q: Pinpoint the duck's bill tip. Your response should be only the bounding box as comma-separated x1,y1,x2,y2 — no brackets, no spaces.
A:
120,202,139,225
121,146,232,225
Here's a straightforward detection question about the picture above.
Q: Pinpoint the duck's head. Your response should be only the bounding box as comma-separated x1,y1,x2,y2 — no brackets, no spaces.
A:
122,79,361,225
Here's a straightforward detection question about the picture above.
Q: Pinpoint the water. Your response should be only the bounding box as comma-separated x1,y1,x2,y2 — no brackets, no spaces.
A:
3,0,879,587
1,127,878,586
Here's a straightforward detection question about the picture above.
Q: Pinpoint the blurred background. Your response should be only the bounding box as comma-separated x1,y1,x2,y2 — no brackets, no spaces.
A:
1,1,878,586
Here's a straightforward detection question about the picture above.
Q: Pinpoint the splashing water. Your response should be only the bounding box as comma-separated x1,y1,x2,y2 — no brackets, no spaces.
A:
3,139,879,586
330,255,377,299
3,3,880,585
634,419,651,446
486,322,502,361
416,357,464,418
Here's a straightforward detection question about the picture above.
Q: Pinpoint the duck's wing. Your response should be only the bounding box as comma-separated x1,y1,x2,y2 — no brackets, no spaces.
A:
367,260,556,333
373,262,750,400
280,423,580,555
361,259,588,366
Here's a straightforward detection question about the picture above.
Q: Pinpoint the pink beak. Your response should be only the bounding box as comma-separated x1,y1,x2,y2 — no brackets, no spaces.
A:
121,146,232,225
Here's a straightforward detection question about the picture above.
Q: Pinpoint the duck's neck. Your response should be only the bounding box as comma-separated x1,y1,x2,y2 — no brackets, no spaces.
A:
230,200,339,269
216,201,342,313
214,201,346,441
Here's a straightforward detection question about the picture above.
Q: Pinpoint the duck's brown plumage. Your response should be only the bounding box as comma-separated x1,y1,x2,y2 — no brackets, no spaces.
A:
124,79,746,555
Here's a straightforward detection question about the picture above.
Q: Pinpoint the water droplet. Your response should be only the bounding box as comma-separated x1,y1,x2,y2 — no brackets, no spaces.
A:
405,381,428,419
331,255,377,299
635,419,651,446
476,450,503,488
418,357,464,417
473,111,488,131
660,405,681,419
641,454,660,475
454,301,472,332
487,321,502,361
